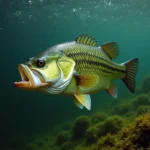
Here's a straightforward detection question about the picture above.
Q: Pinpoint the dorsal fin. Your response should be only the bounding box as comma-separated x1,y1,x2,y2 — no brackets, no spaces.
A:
101,42,119,59
75,34,98,47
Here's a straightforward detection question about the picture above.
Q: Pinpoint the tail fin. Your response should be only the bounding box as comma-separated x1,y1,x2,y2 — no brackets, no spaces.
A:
123,58,139,93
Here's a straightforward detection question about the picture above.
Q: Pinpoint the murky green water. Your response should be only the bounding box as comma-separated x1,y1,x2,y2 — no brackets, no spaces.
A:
1,0,150,149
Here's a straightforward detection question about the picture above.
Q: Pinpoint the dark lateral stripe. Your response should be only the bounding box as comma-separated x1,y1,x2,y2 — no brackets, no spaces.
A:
67,52,115,66
76,60,126,73
67,52,126,73
100,69,113,74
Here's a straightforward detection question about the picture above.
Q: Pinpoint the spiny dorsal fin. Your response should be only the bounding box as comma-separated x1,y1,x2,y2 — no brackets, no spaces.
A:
106,82,118,98
75,34,98,47
101,42,119,59
73,94,91,110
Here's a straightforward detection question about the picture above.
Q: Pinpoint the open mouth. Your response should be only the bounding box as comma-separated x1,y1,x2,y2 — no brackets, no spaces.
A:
14,64,48,89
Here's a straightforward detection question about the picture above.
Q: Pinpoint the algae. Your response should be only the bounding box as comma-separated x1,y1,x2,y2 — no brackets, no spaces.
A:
12,76,150,150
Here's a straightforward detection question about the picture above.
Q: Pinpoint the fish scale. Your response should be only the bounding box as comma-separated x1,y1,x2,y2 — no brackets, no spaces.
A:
63,42,126,79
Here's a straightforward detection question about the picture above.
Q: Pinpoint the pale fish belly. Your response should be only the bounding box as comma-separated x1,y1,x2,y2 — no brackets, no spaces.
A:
76,76,111,94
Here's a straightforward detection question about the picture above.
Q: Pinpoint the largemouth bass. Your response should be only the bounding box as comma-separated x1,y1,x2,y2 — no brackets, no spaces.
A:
14,34,139,110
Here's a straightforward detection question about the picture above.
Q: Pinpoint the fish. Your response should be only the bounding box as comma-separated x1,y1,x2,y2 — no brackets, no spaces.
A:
14,34,139,110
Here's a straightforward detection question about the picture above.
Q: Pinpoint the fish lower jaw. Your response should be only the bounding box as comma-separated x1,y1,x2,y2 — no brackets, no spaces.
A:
14,81,32,88
14,81,48,89
14,64,48,89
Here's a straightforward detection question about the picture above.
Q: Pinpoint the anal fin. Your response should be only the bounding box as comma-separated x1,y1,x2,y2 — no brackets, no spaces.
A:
106,82,117,98
73,94,91,110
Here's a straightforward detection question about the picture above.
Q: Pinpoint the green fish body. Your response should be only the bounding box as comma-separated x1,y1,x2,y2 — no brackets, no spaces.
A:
14,34,139,110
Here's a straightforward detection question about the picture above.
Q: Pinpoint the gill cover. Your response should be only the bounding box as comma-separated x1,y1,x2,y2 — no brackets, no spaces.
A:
34,58,61,83
43,56,76,94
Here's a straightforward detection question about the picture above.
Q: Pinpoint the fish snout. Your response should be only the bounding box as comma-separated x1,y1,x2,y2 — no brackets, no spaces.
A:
14,64,48,89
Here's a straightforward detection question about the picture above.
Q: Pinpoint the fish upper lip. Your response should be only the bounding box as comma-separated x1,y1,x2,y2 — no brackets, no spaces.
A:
14,64,48,88
19,65,30,82
14,64,34,88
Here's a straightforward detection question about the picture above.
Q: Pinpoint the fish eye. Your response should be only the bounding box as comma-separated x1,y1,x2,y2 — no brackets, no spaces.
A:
36,59,45,67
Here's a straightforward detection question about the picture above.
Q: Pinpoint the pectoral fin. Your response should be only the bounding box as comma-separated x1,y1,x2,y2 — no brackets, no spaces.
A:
73,94,91,110
106,82,117,98
74,74,99,88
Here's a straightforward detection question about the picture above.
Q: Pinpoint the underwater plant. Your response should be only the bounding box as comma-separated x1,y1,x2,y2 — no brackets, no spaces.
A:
61,141,74,150
136,105,150,115
72,115,90,139
100,115,124,136
86,126,99,145
124,111,137,122
132,94,150,108
91,112,108,124
115,113,150,149
90,113,150,150
96,133,116,149
113,103,131,115
56,131,70,145
142,75,150,93
85,115,125,145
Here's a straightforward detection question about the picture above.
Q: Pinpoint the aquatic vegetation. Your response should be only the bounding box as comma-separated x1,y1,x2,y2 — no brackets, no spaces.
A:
115,113,150,149
86,126,99,145
113,103,131,115
72,115,90,139
142,75,150,93
18,76,150,150
85,115,124,146
95,133,116,149
22,94,150,150
61,141,74,150
56,131,70,145
91,112,108,124
132,94,150,108
124,111,136,122
136,105,150,115
89,113,150,150
100,115,124,135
